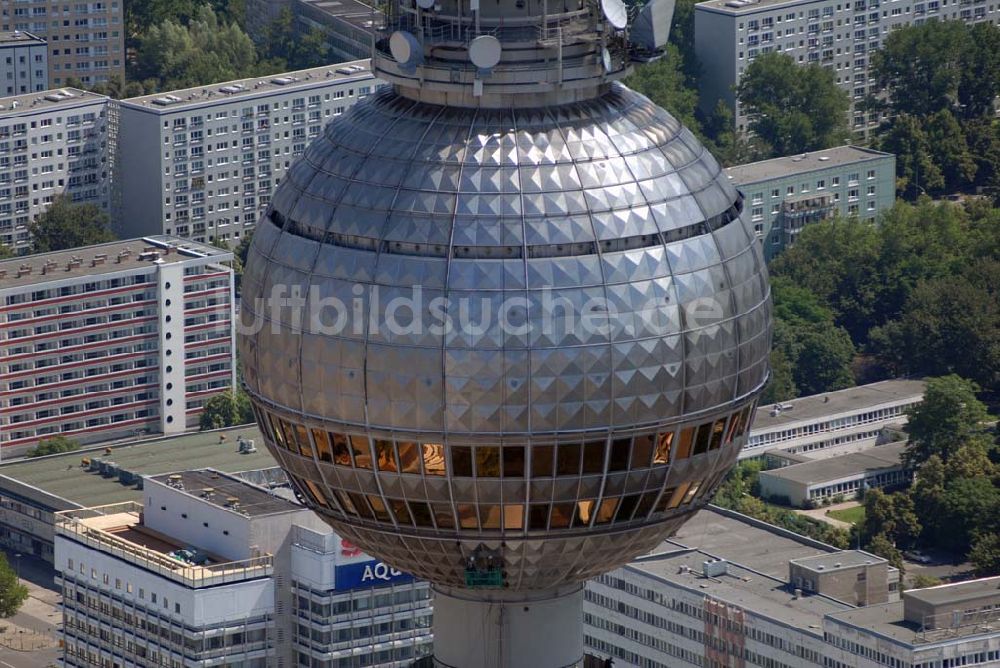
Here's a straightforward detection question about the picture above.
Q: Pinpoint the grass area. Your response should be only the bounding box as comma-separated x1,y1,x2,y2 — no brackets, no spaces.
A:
827,505,866,525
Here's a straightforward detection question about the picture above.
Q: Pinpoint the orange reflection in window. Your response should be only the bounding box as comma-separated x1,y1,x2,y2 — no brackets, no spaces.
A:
654,431,674,464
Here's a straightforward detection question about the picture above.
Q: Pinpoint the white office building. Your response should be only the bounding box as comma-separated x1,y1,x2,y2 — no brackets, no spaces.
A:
742,379,925,460
117,62,376,245
55,469,432,668
694,0,1000,136
0,236,236,455
584,507,1000,668
0,87,113,253
0,30,47,96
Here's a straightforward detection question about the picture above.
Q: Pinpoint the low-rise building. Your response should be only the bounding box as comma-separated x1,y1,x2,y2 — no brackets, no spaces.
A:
824,578,1000,668
758,441,911,507
789,551,897,607
0,423,272,563
743,379,925,460
0,236,236,454
725,146,896,261
54,468,432,667
584,506,999,668
0,87,113,253
293,0,380,60
117,62,376,244
0,31,48,96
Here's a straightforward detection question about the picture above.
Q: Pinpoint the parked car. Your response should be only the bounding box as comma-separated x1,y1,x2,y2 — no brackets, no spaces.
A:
904,550,933,564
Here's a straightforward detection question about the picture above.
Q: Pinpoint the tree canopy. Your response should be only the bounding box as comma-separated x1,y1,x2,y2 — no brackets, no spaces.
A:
29,196,115,253
0,554,28,618
200,390,255,430
735,52,850,157
26,435,81,458
904,375,992,468
0,243,13,259
872,21,1000,201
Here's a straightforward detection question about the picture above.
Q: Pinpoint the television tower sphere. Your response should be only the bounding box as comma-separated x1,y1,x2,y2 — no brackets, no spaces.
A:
239,0,771,664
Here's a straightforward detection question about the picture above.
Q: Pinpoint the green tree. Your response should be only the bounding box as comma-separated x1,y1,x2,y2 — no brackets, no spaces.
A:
970,533,1000,577
625,44,702,133
870,265,1000,390
908,574,942,589
939,477,1000,553
888,492,922,551
233,229,253,292
958,22,1000,118
867,533,905,572
877,115,944,199
0,242,13,259
904,375,992,467
911,455,947,543
760,349,796,404
0,553,28,618
860,488,896,545
736,52,849,157
30,195,115,252
199,390,254,430
134,5,259,92
26,435,81,457
871,21,971,119
925,109,977,192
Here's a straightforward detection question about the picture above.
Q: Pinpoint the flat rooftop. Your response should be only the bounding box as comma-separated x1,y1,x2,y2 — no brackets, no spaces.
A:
630,548,853,635
150,469,300,517
120,60,372,112
903,577,1000,607
725,145,894,185
698,0,829,16
751,379,926,433
0,235,232,290
0,424,274,510
0,87,107,116
667,506,838,579
297,0,384,31
0,30,45,45
827,599,1000,645
759,441,907,486
790,550,887,573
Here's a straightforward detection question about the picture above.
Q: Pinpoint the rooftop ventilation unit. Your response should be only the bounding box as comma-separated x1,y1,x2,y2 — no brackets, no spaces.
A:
152,95,183,106
44,90,76,102
218,84,246,94
270,77,298,86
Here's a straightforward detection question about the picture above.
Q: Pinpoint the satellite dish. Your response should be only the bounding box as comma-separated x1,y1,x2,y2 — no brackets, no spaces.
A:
601,0,628,29
602,48,613,72
469,35,502,70
389,31,423,70
416,0,435,8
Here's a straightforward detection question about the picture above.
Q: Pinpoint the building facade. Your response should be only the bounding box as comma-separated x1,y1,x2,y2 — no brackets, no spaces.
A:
0,87,113,253
54,469,432,668
584,508,998,668
0,0,124,88
758,440,912,506
742,379,925,460
694,0,1000,137
0,236,236,455
0,30,47,96
117,62,376,244
725,145,896,261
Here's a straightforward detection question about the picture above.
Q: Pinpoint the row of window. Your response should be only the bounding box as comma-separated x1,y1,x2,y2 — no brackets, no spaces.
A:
290,475,713,532
257,403,755,480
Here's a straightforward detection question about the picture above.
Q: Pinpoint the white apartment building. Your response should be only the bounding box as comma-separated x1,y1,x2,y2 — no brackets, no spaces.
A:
742,379,925,460
0,236,236,455
117,61,376,245
0,30,48,96
0,0,125,87
584,507,1000,668
0,87,112,253
694,0,1000,136
54,469,432,668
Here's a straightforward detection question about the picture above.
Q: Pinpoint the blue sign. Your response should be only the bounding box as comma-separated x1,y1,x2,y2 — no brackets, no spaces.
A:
334,560,414,591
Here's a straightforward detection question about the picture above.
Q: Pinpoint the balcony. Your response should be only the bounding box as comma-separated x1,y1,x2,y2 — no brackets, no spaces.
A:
55,502,273,588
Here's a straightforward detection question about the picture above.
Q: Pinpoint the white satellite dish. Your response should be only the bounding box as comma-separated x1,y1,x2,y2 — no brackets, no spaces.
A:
602,47,613,72
601,0,628,29
416,0,435,8
389,31,423,69
469,35,502,70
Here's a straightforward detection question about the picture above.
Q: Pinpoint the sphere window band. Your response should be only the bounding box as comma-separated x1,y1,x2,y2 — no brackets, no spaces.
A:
254,402,756,534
